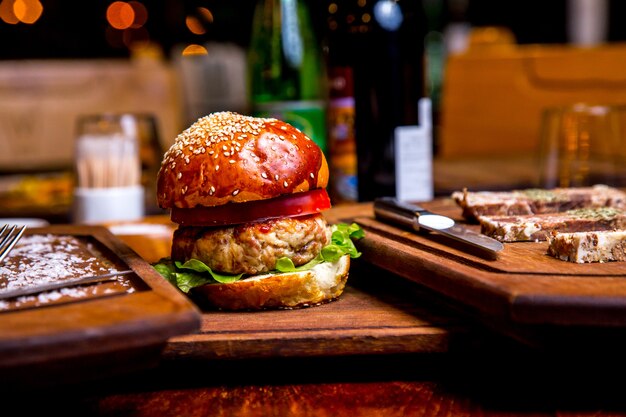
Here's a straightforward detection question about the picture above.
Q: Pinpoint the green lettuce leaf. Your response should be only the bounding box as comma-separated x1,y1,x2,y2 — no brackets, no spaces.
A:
153,222,364,293
323,222,363,261
152,258,242,293
275,253,325,273
175,259,242,283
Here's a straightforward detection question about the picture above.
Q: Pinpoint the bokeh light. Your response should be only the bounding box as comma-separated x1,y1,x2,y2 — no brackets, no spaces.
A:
0,0,43,24
186,7,213,36
107,1,134,30
197,7,213,23
0,0,18,24
186,15,205,35
181,44,208,56
128,1,147,28
105,1,151,49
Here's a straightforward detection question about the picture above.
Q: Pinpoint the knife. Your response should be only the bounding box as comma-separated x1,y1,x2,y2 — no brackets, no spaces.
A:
373,197,504,257
0,270,134,301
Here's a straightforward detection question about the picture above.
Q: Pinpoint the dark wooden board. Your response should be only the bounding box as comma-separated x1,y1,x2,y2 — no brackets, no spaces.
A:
0,225,201,388
110,205,465,361
164,262,469,360
335,200,626,331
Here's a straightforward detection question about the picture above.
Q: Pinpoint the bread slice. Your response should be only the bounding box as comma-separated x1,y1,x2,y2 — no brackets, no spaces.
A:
547,230,626,263
190,255,350,310
452,185,626,221
479,208,626,242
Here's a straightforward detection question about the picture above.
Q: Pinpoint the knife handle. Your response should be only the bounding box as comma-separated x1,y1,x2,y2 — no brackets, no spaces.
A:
373,197,426,229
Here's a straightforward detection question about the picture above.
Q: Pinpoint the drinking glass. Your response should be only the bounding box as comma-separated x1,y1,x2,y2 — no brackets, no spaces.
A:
537,103,626,188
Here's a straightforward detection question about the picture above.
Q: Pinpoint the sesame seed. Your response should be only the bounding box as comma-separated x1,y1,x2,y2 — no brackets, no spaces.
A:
275,174,279,181
224,152,230,157
210,186,215,195
164,113,296,178
229,160,236,164
283,181,288,187
232,189,239,196
215,165,220,171
177,172,182,179
262,172,268,179
310,173,314,179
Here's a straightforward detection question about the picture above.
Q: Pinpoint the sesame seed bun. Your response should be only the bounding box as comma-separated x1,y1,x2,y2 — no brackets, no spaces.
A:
157,112,329,209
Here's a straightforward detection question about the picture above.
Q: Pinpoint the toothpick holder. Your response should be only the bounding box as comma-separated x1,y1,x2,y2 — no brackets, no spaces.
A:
73,185,145,225
72,113,147,224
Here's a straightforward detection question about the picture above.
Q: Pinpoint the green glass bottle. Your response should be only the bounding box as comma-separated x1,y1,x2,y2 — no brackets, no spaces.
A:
247,0,327,154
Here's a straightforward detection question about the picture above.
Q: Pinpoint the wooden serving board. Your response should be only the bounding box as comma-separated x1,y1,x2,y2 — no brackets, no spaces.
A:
96,210,466,361
332,200,626,331
164,261,469,361
0,225,201,388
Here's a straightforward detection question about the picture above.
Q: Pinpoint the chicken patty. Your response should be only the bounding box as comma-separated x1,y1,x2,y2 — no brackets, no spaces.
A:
172,214,331,275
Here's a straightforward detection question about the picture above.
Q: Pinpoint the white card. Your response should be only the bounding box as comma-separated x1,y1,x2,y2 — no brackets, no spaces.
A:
394,98,433,202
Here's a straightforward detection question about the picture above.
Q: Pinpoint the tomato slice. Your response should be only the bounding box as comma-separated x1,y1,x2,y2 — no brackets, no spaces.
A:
171,189,332,227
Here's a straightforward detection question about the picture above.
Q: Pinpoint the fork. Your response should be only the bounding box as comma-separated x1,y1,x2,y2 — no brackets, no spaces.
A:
0,224,26,264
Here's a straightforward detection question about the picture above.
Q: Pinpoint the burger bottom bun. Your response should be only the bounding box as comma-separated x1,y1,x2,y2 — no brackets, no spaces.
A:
191,255,351,310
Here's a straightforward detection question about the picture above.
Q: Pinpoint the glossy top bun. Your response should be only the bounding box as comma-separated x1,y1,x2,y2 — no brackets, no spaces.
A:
157,112,329,209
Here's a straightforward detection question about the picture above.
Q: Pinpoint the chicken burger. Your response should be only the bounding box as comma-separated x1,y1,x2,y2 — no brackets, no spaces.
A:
154,112,362,310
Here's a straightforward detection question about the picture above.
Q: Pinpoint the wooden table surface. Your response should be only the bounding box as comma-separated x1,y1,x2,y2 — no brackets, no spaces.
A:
6,204,626,416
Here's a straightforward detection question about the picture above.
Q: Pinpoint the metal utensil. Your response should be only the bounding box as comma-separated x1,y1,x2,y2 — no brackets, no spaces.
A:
374,197,504,257
0,224,26,264
0,270,134,300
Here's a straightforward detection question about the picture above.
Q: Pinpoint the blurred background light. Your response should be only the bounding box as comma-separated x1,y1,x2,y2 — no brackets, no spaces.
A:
181,43,208,56
197,7,213,23
13,0,43,24
107,1,134,30
128,1,147,28
1,0,43,24
185,15,205,35
0,0,19,24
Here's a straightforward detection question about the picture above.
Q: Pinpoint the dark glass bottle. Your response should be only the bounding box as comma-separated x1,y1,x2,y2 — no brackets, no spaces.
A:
247,0,328,154
326,0,426,201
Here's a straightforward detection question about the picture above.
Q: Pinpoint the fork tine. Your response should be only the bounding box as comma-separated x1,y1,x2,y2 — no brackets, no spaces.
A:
0,225,16,247
0,225,26,263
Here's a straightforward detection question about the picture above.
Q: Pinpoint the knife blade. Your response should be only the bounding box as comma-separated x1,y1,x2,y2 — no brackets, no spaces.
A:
373,197,504,256
0,270,134,300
